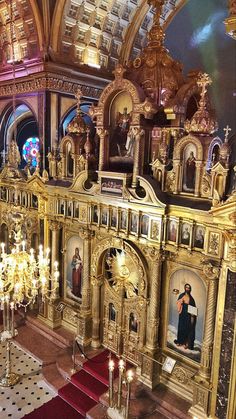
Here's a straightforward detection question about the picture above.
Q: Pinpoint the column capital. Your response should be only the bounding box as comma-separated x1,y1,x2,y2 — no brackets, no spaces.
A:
79,227,94,240
48,219,61,231
91,275,103,287
141,245,165,262
201,258,220,280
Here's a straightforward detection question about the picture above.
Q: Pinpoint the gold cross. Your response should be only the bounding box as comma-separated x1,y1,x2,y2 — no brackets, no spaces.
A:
75,88,82,106
223,125,231,141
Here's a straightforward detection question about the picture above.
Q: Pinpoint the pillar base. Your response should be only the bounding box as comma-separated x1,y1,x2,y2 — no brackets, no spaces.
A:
43,301,62,329
77,314,92,347
188,404,209,419
107,407,125,419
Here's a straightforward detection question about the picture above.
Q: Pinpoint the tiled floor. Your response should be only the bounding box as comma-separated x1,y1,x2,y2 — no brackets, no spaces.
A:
0,341,56,419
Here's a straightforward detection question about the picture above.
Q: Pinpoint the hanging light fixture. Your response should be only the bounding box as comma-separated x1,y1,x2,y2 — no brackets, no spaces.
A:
0,215,59,387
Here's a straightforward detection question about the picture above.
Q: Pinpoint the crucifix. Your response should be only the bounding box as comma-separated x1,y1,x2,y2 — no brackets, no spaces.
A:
75,88,83,111
223,125,231,142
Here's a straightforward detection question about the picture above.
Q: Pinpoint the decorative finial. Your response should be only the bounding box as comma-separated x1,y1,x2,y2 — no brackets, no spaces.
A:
223,125,232,142
75,88,82,113
147,0,165,48
7,139,21,169
197,73,212,110
184,72,218,135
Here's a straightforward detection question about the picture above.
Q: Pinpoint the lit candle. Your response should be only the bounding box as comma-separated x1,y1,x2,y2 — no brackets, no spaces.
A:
108,357,115,408
118,358,125,410
10,301,14,337
1,242,5,254
125,370,134,419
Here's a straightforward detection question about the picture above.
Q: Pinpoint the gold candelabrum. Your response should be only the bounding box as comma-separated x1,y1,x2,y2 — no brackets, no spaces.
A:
108,354,134,419
0,225,59,387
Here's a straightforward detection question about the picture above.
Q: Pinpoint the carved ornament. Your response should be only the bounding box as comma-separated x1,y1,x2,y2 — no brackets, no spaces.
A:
0,76,102,99
201,259,220,280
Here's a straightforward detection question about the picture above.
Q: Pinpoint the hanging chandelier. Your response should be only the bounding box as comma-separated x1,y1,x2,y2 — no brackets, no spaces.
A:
0,235,59,309
0,216,59,387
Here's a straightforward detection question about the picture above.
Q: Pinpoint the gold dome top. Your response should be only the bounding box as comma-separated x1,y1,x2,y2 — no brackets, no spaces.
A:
127,0,184,106
184,73,218,135
67,88,88,134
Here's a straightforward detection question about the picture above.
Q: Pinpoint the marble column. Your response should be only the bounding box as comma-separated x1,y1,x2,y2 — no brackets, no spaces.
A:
194,161,202,197
173,161,180,194
91,276,103,348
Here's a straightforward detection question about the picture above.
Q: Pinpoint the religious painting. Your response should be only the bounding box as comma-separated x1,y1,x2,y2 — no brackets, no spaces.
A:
130,212,138,234
140,215,149,236
32,194,38,208
167,269,206,362
67,201,73,217
194,225,205,249
208,231,220,256
182,144,197,193
74,202,79,219
109,303,116,322
101,177,123,196
101,207,108,226
180,222,191,246
150,219,161,241
65,235,83,302
167,220,178,243
0,187,7,201
129,312,138,333
120,210,127,230
109,91,133,172
58,200,65,215
91,204,99,223
110,208,117,228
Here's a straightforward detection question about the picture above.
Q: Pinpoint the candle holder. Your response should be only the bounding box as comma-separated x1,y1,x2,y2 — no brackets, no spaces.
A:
107,355,134,419
0,219,59,387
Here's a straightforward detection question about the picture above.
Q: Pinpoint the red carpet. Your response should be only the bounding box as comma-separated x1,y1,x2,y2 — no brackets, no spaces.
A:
71,369,108,402
23,396,83,419
23,349,134,418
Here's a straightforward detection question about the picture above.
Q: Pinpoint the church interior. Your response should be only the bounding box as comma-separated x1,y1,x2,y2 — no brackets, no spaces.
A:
0,0,235,418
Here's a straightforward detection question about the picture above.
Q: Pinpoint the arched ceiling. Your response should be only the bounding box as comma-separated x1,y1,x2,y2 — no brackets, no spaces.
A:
53,0,186,70
0,0,186,71
0,0,43,65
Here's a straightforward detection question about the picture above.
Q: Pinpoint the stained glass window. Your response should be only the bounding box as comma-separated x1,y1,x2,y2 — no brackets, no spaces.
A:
22,137,40,167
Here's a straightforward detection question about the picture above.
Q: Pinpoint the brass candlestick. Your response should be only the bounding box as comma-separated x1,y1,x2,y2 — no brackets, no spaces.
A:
108,356,115,408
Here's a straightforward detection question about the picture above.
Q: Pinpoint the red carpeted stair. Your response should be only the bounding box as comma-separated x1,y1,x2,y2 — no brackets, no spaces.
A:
23,396,84,419
23,348,133,419
58,382,97,416
71,369,108,402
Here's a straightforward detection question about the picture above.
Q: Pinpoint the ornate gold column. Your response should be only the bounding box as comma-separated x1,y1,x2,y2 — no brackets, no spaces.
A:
189,262,219,419
139,247,163,388
145,251,162,351
97,129,108,171
76,228,93,346
42,220,62,329
91,275,103,348
173,161,180,194
132,128,144,188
